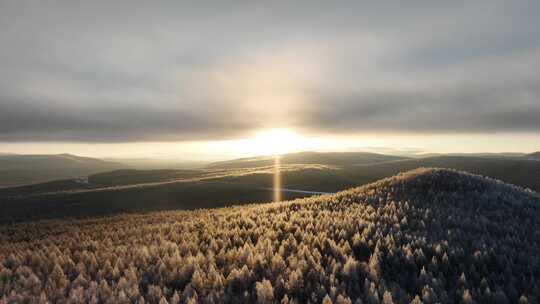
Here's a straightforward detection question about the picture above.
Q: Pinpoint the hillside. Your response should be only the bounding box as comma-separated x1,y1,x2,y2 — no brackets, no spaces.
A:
528,151,540,158
2,155,540,222
342,155,540,191
0,153,124,187
208,151,407,169
0,165,327,222
1,168,539,303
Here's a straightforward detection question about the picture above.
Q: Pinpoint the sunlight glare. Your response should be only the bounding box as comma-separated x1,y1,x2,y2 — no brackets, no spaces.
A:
273,155,281,202
251,128,296,203
253,128,299,156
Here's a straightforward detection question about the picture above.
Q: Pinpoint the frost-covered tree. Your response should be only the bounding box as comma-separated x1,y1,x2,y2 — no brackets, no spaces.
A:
256,279,274,304
0,168,539,303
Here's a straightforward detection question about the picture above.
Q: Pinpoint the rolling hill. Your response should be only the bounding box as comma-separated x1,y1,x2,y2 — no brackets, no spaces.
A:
2,153,540,222
341,155,540,191
208,151,407,169
0,153,125,187
1,168,538,303
0,164,323,222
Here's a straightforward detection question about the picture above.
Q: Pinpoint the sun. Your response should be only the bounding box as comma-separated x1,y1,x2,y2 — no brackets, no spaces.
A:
253,128,299,155
221,128,327,157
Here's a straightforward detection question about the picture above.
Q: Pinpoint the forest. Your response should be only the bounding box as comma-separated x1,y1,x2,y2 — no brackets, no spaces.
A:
1,168,539,303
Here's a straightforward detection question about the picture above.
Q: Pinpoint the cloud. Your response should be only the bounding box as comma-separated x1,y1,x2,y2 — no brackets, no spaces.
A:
302,84,540,134
0,1,539,142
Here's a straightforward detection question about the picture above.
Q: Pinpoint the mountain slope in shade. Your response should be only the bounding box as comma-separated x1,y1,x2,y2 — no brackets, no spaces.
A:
341,155,540,192
208,151,408,169
528,151,540,158
1,168,539,303
2,155,540,222
0,153,124,187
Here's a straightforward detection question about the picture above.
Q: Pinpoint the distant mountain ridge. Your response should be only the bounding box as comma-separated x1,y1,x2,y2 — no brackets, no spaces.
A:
0,153,124,187
528,151,540,158
414,152,527,158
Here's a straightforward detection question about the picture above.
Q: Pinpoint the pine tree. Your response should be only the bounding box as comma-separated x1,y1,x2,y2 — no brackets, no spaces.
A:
323,294,333,304
382,291,394,304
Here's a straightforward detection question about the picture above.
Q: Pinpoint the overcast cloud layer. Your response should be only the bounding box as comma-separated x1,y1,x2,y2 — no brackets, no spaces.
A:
1,1,539,142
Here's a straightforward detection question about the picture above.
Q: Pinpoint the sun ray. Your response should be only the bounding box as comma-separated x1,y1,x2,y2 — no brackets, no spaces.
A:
273,154,281,202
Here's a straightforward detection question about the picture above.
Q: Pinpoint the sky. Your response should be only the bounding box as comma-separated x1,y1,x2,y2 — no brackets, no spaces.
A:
1,1,539,159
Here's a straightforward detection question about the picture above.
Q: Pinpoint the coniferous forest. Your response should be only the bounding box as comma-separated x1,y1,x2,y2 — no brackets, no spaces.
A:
1,168,539,303
3,1,540,303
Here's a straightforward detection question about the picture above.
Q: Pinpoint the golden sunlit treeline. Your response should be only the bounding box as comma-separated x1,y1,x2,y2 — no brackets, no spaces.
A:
1,168,539,303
